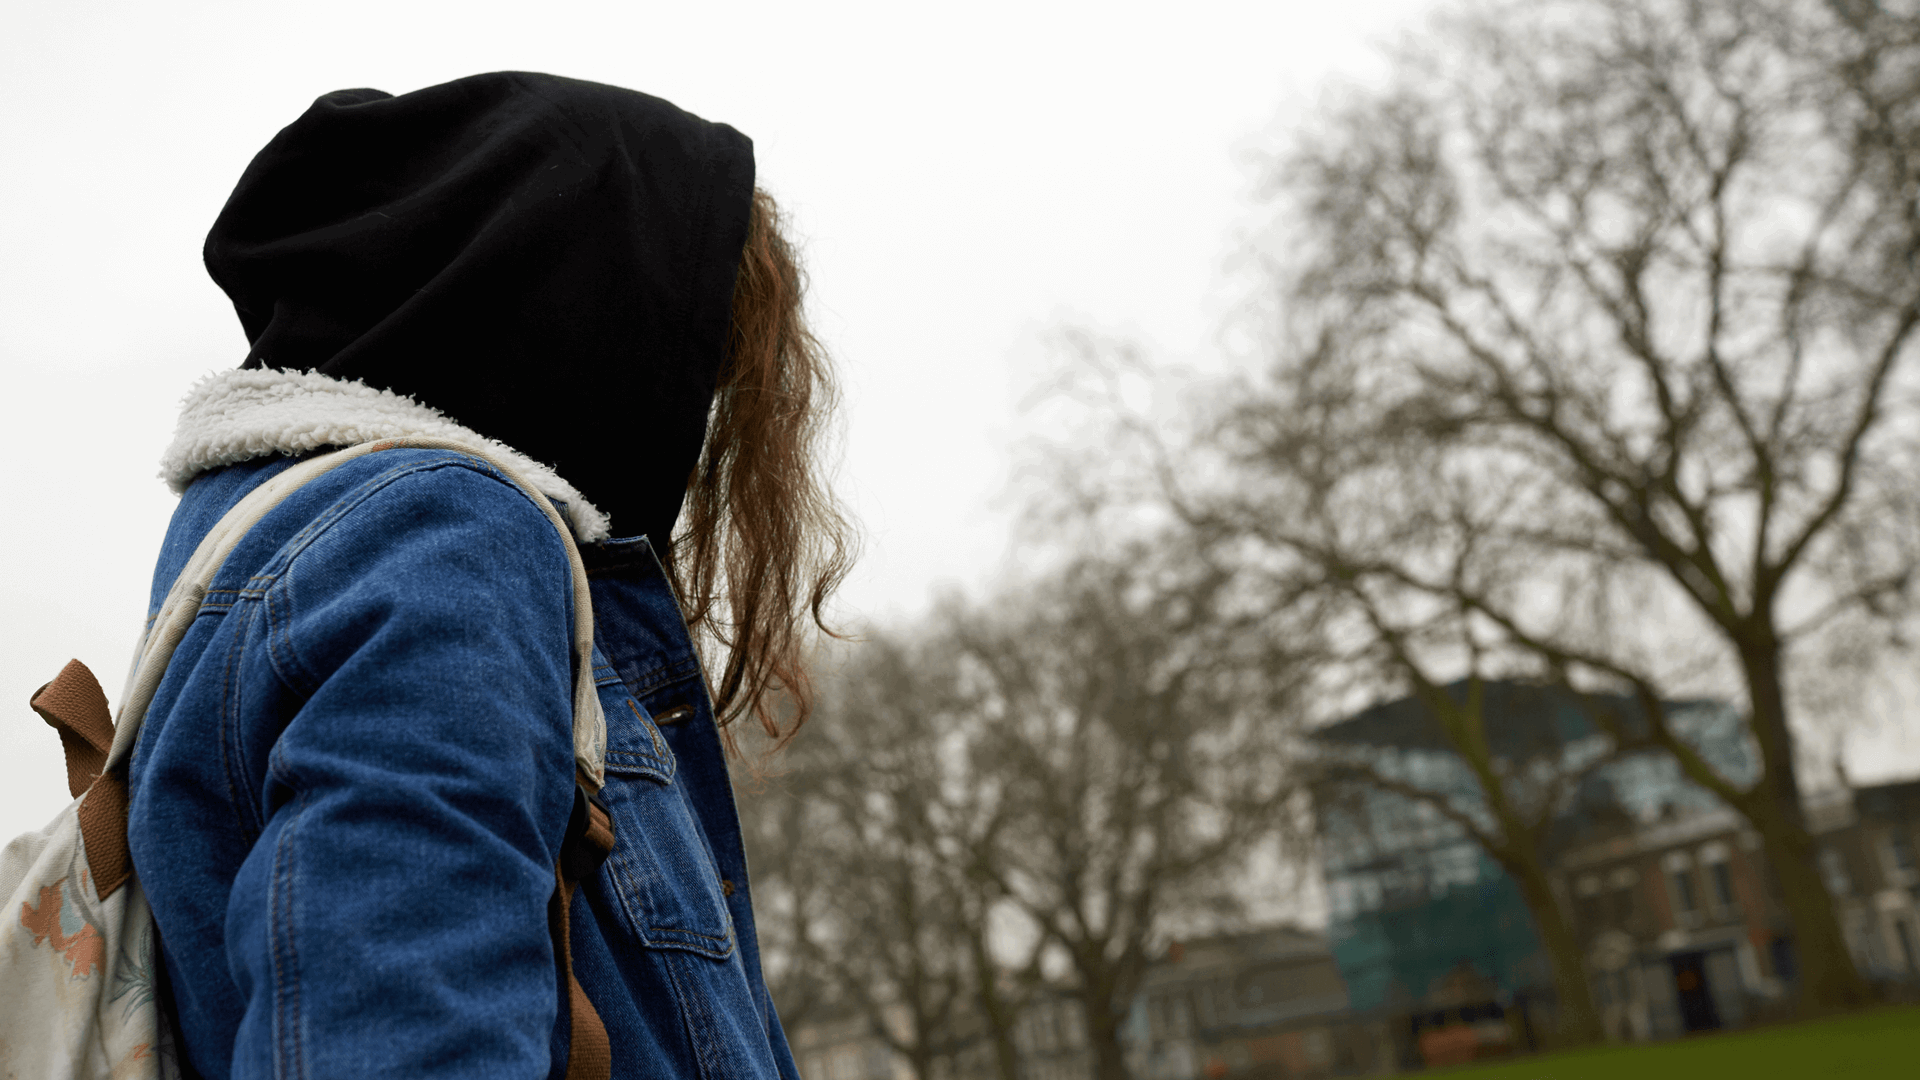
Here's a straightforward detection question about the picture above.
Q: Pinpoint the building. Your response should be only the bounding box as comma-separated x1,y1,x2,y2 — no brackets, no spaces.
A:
1126,927,1357,1080
1310,681,1760,1064
1554,802,1788,1039
787,926,1356,1080
1012,988,1093,1080
1555,777,1920,1042
1820,779,1920,985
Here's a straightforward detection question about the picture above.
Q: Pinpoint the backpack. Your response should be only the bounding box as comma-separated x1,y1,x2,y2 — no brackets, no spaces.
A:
1,437,615,1080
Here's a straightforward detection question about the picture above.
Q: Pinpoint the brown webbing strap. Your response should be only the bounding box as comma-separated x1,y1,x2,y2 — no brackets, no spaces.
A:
32,659,112,798
30,659,133,898
554,783,617,1080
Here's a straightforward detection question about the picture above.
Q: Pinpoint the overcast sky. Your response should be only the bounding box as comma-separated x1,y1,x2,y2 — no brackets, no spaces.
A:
13,1,1914,855
0,0,1447,839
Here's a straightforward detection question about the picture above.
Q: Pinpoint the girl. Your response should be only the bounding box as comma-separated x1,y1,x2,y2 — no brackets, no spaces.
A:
128,71,850,1079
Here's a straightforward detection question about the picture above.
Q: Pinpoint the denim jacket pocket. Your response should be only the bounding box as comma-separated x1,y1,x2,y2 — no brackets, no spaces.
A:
593,676,736,960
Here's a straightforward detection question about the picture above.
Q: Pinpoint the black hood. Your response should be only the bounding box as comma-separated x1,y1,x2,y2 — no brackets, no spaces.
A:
204,71,755,547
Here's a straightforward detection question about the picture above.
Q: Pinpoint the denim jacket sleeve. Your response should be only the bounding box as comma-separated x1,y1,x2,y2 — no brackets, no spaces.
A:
221,461,578,1078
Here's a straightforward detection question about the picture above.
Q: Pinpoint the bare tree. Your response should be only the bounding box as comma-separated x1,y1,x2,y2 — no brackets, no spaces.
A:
1209,397,1645,1042
1203,0,1920,1013
945,547,1304,1080
741,635,1033,1080
751,537,1307,1080
736,752,838,1037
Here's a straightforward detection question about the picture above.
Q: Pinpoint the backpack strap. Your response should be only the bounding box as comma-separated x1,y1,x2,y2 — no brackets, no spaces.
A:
30,659,112,800
30,659,132,898
555,777,617,1079
53,437,615,1075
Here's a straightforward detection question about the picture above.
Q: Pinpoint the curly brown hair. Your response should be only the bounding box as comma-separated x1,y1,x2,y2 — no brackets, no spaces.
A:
671,188,855,746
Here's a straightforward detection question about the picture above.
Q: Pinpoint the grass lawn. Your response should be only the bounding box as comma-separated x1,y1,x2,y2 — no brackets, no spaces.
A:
1431,1006,1920,1078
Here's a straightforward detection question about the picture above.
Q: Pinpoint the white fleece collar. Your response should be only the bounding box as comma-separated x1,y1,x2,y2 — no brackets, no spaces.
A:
159,368,612,542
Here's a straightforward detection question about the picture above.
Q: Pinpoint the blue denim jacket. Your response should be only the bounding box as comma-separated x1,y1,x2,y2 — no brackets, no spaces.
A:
126,447,801,1080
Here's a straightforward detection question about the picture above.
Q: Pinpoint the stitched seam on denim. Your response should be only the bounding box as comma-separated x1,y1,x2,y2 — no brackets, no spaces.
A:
618,699,675,779
603,835,731,957
600,762,674,786
204,574,275,600
234,603,269,837
657,952,704,1080
264,453,556,581
203,581,274,614
619,659,702,699
261,455,569,702
662,951,728,1080
263,705,313,799
646,925,734,947
607,858,654,948
236,453,463,593
605,853,733,953
218,618,249,840
263,582,314,701
630,699,669,759
271,790,309,1080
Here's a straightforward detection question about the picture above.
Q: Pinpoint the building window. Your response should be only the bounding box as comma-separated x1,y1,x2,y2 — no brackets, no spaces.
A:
1667,868,1698,922
1606,867,1640,926
1613,886,1639,925
1819,847,1852,896
1672,871,1698,915
1885,831,1918,883
1193,979,1232,1027
1696,842,1735,915
1148,993,1190,1040
1707,860,1736,911
1663,851,1698,924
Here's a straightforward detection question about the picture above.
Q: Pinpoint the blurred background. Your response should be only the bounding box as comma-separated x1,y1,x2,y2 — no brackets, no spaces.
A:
6,0,1920,1075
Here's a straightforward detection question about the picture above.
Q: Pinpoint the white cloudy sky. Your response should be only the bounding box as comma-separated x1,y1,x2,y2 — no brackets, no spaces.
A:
10,1,1914,850
0,0,1441,838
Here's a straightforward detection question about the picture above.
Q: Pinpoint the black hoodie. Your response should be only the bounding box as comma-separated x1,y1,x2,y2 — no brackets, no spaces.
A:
203,71,755,549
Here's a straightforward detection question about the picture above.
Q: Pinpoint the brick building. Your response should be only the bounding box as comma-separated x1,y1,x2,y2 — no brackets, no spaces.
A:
1555,780,1920,1042
1819,780,1920,983
1556,804,1785,1039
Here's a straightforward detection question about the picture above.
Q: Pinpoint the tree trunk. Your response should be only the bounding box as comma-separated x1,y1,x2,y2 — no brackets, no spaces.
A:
1746,791,1875,1012
968,933,1023,1080
1078,985,1132,1080
1507,851,1604,1046
905,1048,934,1080
1735,635,1873,1012
1441,689,1602,1045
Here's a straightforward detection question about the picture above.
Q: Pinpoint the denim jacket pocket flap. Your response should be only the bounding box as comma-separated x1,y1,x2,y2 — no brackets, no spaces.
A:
596,763,736,960
597,681,675,785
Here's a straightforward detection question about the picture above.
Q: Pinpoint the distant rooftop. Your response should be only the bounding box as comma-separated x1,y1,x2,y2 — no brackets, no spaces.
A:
1852,778,1920,822
1314,679,1718,758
